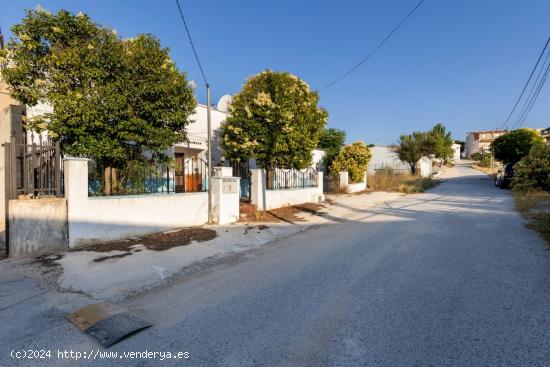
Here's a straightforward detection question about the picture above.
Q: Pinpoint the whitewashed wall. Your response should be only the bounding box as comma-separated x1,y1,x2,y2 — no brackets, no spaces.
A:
368,146,409,174
64,158,209,248
338,171,367,193
418,157,433,178
250,169,324,211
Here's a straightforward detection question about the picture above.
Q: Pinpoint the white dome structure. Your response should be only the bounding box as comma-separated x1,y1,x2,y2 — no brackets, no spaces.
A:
217,94,233,112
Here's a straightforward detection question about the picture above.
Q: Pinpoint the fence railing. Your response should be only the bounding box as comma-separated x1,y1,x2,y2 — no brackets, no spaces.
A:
88,157,209,196
266,167,318,190
4,134,62,199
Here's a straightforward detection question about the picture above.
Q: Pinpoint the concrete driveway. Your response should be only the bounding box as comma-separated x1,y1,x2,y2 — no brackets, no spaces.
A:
2,165,549,366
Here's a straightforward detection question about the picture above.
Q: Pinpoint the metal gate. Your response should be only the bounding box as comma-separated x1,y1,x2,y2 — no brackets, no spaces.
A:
231,161,251,202
3,134,62,256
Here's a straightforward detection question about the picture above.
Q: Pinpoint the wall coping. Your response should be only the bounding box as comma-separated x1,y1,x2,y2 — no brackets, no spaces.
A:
63,157,90,161
88,191,208,200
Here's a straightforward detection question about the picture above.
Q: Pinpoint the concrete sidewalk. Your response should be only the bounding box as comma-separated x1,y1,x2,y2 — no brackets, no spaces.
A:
25,191,403,301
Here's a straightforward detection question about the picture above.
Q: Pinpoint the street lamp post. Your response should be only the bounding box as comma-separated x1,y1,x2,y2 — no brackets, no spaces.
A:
207,84,213,223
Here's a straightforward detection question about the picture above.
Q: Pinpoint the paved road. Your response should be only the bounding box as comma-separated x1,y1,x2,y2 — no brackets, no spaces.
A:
2,165,550,366
121,165,550,366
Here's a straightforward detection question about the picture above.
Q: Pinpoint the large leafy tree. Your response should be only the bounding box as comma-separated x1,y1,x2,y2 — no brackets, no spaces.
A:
491,129,544,164
330,141,371,183
394,131,435,175
429,123,454,164
1,9,196,168
219,70,327,169
318,128,346,170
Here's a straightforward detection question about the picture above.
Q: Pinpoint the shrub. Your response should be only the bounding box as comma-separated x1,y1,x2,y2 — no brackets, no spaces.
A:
513,144,550,192
330,141,371,183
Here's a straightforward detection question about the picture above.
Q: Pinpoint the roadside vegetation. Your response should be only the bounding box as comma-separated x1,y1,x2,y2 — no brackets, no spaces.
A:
330,141,371,183
395,123,454,175
368,168,438,194
484,129,550,245
511,143,550,245
513,192,550,246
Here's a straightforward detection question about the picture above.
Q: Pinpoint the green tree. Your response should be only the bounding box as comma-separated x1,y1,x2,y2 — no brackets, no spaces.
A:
394,131,434,175
330,141,371,183
429,123,454,164
513,143,550,192
219,70,327,169
1,9,196,169
491,129,544,164
318,128,346,170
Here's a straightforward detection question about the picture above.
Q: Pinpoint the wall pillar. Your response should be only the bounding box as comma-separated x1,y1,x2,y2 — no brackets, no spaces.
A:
63,158,89,248
338,171,349,188
211,176,240,224
250,168,266,211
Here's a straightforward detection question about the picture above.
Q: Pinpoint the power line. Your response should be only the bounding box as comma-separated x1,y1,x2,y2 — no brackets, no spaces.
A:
510,47,550,130
514,58,550,129
499,37,550,130
175,0,209,86
318,0,424,91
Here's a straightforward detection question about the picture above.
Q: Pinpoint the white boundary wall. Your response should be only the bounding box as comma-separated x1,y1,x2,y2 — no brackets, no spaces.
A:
338,171,367,193
64,158,209,248
250,169,324,211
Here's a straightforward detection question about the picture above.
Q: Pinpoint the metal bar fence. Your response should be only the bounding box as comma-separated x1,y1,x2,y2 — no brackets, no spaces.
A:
266,166,318,190
6,134,63,198
88,157,209,196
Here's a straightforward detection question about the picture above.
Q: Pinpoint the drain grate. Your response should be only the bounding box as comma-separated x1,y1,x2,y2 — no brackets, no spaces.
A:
68,303,151,347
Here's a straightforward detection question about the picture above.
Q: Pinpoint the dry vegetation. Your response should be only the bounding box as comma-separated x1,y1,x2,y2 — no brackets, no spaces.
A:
368,169,438,194
471,164,499,177
513,191,550,246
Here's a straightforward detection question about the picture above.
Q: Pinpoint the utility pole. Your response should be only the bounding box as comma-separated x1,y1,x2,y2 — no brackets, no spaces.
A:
490,131,495,173
207,84,213,223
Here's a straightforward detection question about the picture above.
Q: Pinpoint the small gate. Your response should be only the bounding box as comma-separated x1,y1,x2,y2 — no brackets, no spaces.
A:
231,161,251,202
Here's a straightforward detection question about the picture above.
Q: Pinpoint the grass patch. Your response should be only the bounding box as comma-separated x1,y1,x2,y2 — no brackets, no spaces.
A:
513,191,550,246
368,169,439,194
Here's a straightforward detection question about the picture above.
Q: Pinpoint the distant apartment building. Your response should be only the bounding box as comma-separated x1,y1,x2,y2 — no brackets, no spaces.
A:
465,130,507,158
540,127,550,145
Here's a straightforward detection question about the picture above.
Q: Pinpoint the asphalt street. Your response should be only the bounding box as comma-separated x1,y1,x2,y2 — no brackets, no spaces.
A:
122,165,550,366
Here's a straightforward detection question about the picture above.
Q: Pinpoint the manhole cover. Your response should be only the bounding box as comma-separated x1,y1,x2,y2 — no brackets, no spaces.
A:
68,303,151,347
68,303,119,331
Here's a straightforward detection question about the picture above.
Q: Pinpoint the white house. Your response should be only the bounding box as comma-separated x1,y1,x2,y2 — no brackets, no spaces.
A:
452,143,461,162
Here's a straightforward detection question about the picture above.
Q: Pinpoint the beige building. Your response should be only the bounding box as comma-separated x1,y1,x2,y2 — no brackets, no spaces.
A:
542,127,550,144
465,130,507,158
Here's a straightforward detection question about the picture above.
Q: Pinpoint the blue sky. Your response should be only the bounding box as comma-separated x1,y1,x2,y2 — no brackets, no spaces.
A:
2,0,550,144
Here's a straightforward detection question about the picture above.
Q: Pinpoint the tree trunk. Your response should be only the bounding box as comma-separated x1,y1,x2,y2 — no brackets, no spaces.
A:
104,166,117,195
410,163,416,176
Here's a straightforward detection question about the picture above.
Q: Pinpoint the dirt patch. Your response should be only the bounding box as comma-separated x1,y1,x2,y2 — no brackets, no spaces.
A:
33,253,65,268
76,227,217,259
240,202,327,224
93,253,133,263
243,224,270,234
